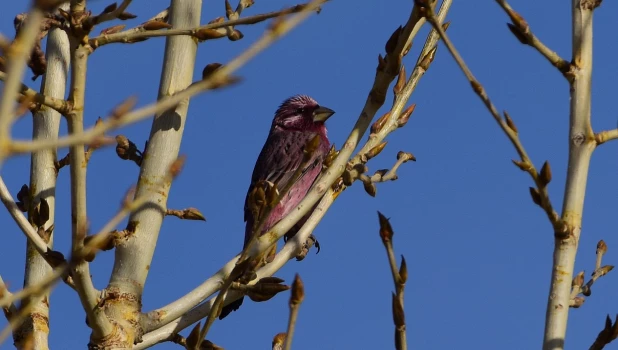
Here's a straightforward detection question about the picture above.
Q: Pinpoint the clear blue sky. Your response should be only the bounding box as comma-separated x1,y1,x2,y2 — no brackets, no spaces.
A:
2,1,618,349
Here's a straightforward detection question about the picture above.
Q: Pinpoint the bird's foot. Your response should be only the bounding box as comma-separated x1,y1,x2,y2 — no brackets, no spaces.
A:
295,234,321,261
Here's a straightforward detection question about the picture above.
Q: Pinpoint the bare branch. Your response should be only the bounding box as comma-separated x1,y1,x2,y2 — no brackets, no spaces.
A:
0,176,62,268
90,0,134,26
14,5,70,347
138,1,452,340
495,0,570,74
418,0,563,233
65,0,112,338
595,128,618,145
0,9,45,163
569,240,613,307
166,208,206,221
282,274,304,350
377,212,407,350
89,2,321,49
0,71,72,115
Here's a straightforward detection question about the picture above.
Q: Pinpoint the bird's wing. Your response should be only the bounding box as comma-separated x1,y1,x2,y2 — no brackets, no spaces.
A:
243,129,323,246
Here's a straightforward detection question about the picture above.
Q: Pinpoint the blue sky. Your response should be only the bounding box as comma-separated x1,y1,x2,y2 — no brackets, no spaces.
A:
2,0,618,349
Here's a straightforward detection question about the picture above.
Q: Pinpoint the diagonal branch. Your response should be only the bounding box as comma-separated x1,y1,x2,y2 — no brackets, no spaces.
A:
418,0,563,233
0,176,61,268
495,0,570,74
138,1,452,343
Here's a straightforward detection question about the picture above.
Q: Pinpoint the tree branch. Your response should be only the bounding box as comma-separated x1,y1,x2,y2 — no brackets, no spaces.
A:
0,9,44,163
89,2,321,49
282,274,304,350
0,71,72,115
594,128,618,145
377,212,407,350
66,0,113,340
419,0,563,233
0,176,60,268
138,1,452,342
99,0,203,346
13,5,71,347
542,1,596,348
495,0,570,74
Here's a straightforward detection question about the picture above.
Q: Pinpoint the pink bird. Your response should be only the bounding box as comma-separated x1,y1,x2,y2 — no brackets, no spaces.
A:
220,95,335,319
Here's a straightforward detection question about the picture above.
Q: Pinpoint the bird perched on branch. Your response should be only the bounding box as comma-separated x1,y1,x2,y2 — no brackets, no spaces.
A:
220,94,335,319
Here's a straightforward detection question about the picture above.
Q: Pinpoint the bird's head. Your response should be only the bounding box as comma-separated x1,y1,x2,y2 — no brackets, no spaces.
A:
273,95,335,132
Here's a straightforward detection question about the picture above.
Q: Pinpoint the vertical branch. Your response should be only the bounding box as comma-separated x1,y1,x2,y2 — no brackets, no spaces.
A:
66,0,112,340
102,0,202,346
0,9,44,163
378,212,407,350
282,274,304,350
12,5,70,348
543,1,597,348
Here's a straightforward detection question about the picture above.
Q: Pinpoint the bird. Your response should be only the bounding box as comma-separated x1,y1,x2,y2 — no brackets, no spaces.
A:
219,95,335,319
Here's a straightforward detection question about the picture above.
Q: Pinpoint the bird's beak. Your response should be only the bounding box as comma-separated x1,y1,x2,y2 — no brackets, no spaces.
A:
313,106,335,122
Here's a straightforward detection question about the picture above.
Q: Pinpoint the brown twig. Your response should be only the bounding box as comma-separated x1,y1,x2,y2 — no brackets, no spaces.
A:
90,2,321,49
378,212,407,350
495,0,570,74
0,9,44,162
165,208,206,221
282,274,304,350
417,0,564,234
569,240,613,308
89,0,134,26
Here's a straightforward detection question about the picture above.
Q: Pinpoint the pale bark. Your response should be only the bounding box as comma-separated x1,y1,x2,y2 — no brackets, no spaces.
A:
95,0,202,347
542,1,595,349
12,8,70,349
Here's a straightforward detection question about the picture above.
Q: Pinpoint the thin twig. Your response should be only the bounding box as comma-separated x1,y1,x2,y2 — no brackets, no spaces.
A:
418,0,563,233
0,276,17,319
0,71,72,115
8,3,326,156
0,176,58,267
378,212,407,350
0,9,45,162
595,128,618,145
495,0,570,74
91,0,133,26
165,208,206,221
0,159,183,344
282,274,304,350
569,240,613,308
90,3,320,49
66,3,110,336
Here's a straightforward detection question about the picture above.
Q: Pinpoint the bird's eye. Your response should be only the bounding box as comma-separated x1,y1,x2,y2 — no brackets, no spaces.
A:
295,108,305,114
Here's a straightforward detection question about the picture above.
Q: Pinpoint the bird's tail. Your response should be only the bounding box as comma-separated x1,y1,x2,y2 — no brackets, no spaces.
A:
219,297,244,320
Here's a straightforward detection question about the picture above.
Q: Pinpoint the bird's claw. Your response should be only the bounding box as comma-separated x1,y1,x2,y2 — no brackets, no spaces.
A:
295,234,320,261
